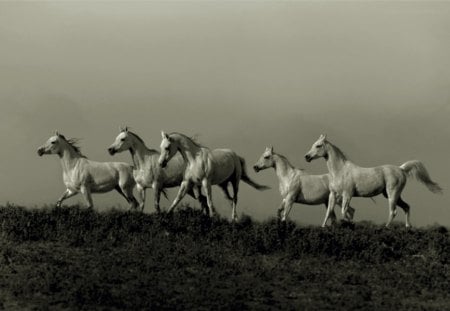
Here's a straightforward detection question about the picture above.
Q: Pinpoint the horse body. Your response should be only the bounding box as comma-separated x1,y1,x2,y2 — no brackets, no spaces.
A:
158,132,268,221
63,159,133,193
253,147,354,223
180,151,235,191
294,174,331,204
202,149,238,184
37,132,137,209
108,128,207,212
305,134,442,227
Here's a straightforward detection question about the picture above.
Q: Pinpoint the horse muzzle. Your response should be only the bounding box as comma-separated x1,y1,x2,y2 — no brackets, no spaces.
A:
37,148,45,156
108,147,116,155
253,165,261,173
305,154,312,162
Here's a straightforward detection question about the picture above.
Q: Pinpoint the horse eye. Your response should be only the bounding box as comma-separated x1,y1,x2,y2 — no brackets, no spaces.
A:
51,141,56,145
316,145,322,148
121,138,125,142
264,156,270,159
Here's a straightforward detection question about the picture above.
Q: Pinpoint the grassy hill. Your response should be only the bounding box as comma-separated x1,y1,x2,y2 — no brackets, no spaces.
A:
0,204,448,310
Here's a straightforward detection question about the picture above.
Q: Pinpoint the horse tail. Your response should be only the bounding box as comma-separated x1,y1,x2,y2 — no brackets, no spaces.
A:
238,156,270,191
400,160,443,194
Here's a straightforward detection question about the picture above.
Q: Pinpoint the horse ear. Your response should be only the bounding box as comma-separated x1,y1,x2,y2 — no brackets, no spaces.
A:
124,126,128,132
54,130,60,137
320,134,327,141
161,131,168,139
269,146,274,153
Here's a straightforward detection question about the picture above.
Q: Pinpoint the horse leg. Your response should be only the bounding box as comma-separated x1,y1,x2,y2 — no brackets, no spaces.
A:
114,185,131,205
168,180,191,213
277,200,285,220
80,186,94,209
397,197,411,228
385,189,400,227
56,189,77,207
341,192,352,217
187,187,208,214
282,197,295,222
120,184,138,211
153,187,162,213
198,191,209,215
231,179,240,222
322,192,336,227
136,184,146,212
325,204,337,225
219,182,234,221
202,179,215,217
345,206,355,221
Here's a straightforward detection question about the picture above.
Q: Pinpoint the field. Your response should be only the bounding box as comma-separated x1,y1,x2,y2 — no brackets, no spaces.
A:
0,204,448,310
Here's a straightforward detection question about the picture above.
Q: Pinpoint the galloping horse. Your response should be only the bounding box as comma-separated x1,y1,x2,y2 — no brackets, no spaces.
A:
253,146,355,223
37,131,138,209
158,131,269,221
108,127,207,212
305,134,442,227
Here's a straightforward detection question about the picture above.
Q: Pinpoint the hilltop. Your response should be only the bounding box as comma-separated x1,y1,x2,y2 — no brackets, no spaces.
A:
0,204,448,310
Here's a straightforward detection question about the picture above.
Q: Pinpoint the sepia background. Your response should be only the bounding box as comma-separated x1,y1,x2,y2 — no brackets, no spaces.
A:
0,1,448,226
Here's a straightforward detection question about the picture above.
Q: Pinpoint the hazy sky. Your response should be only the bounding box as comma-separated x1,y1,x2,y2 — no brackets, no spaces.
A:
1,1,449,226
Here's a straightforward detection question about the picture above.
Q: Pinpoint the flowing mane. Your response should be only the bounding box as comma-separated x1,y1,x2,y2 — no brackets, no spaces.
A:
327,141,348,161
170,132,205,148
125,130,159,153
127,131,146,146
274,153,304,171
59,135,87,158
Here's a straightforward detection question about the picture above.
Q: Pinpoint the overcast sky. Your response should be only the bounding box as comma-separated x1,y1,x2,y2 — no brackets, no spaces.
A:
0,1,448,226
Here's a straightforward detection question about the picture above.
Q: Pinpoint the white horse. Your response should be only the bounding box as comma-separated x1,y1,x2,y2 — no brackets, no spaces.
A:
37,131,138,209
158,131,269,221
107,127,208,212
305,134,442,227
253,146,355,223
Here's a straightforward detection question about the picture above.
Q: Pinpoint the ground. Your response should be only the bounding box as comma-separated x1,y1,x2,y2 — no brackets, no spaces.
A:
0,204,448,310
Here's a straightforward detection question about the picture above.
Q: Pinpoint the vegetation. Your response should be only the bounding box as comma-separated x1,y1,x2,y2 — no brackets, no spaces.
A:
0,204,448,310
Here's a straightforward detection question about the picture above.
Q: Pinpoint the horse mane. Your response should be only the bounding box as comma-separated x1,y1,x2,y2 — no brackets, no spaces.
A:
126,130,146,145
125,130,159,153
170,132,205,148
122,131,145,146
58,134,87,158
327,141,349,160
274,153,304,171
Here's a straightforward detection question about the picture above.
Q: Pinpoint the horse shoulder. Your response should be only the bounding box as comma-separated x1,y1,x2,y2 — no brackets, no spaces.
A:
280,170,301,197
63,159,90,188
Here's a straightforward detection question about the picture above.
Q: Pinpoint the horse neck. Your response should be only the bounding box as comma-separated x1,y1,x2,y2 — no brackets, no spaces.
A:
175,136,202,164
325,142,347,177
129,138,155,169
59,145,82,172
273,154,296,182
